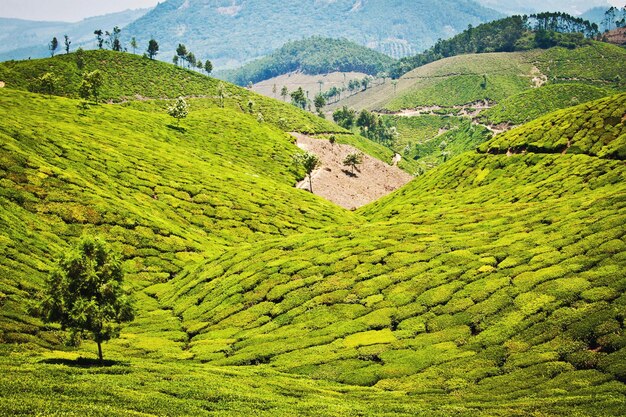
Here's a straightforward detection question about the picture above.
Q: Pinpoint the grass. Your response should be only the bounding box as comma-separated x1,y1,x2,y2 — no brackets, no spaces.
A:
382,115,493,172
479,83,613,125
480,92,626,158
332,43,625,122
136,94,626,413
0,87,358,353
1,54,626,416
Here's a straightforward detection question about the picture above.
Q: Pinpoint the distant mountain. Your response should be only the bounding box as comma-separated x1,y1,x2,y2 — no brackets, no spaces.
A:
0,8,149,61
476,0,612,15
221,37,396,86
123,0,502,70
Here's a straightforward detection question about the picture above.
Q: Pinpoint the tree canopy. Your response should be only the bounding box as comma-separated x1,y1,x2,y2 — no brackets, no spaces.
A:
39,236,134,362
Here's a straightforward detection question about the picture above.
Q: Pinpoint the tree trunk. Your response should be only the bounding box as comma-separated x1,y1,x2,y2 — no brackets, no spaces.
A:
308,174,313,193
97,342,103,363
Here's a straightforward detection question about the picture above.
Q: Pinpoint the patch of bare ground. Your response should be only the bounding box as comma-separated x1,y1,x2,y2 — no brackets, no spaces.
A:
530,66,548,88
292,133,413,210
0,81,5,88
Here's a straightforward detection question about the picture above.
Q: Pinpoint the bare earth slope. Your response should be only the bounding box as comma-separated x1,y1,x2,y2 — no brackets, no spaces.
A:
293,133,413,209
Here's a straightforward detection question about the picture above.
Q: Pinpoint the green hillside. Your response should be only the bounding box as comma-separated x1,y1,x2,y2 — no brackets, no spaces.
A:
133,94,626,415
1,53,626,416
222,37,396,86
479,83,612,125
479,93,626,158
389,13,600,79
328,42,626,174
381,43,626,112
0,87,357,349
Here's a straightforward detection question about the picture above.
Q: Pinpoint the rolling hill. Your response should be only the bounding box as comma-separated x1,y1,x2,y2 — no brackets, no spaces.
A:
220,37,396,86
329,41,626,173
122,0,502,69
1,51,626,416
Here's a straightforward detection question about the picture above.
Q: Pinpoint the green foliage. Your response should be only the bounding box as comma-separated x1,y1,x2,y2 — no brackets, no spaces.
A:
223,37,397,86
167,97,189,126
39,236,134,360
290,87,308,110
343,152,364,174
391,13,597,78
147,39,159,60
1,46,626,416
480,83,612,125
481,93,626,159
293,152,321,192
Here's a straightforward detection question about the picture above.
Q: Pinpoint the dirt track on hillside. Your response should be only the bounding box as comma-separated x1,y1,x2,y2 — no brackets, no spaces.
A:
293,133,413,209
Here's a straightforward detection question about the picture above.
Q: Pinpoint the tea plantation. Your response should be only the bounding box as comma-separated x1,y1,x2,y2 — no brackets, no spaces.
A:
0,51,625,416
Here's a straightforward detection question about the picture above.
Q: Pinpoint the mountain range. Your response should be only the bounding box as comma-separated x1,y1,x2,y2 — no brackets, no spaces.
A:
476,0,614,15
122,0,502,69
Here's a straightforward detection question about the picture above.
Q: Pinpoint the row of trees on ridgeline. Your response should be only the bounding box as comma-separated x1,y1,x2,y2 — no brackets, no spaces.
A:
391,9,626,78
48,28,213,72
174,43,213,75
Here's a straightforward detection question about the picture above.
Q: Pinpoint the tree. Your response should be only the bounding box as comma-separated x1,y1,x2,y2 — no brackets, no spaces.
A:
37,72,58,96
361,77,371,91
172,55,179,66
196,60,203,71
94,30,104,49
64,35,71,54
49,37,59,57
290,87,307,109
333,106,356,129
106,26,122,51
272,84,277,99
39,236,134,362
130,37,138,54
75,47,86,69
186,52,196,68
80,70,104,103
204,60,213,75
280,86,289,102
167,97,189,126
217,82,227,108
294,152,321,193
147,39,159,59
176,44,188,66
343,152,364,174
314,93,326,112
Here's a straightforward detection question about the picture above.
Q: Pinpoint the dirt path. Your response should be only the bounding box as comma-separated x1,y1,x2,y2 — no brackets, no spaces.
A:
379,101,515,136
0,81,5,88
292,133,413,210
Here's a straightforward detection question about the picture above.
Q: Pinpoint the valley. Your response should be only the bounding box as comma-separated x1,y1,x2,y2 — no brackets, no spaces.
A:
0,2,625,416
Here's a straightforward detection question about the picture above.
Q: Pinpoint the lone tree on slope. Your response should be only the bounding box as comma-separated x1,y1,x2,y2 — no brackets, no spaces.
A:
204,60,213,75
343,152,364,175
49,37,59,57
294,152,321,193
94,30,104,49
39,236,134,362
79,70,104,104
280,86,289,102
147,39,159,60
64,35,71,54
167,97,189,126
38,72,58,96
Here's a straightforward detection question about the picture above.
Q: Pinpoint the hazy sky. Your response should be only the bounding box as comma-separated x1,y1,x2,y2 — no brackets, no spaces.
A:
0,0,623,22
0,0,161,22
